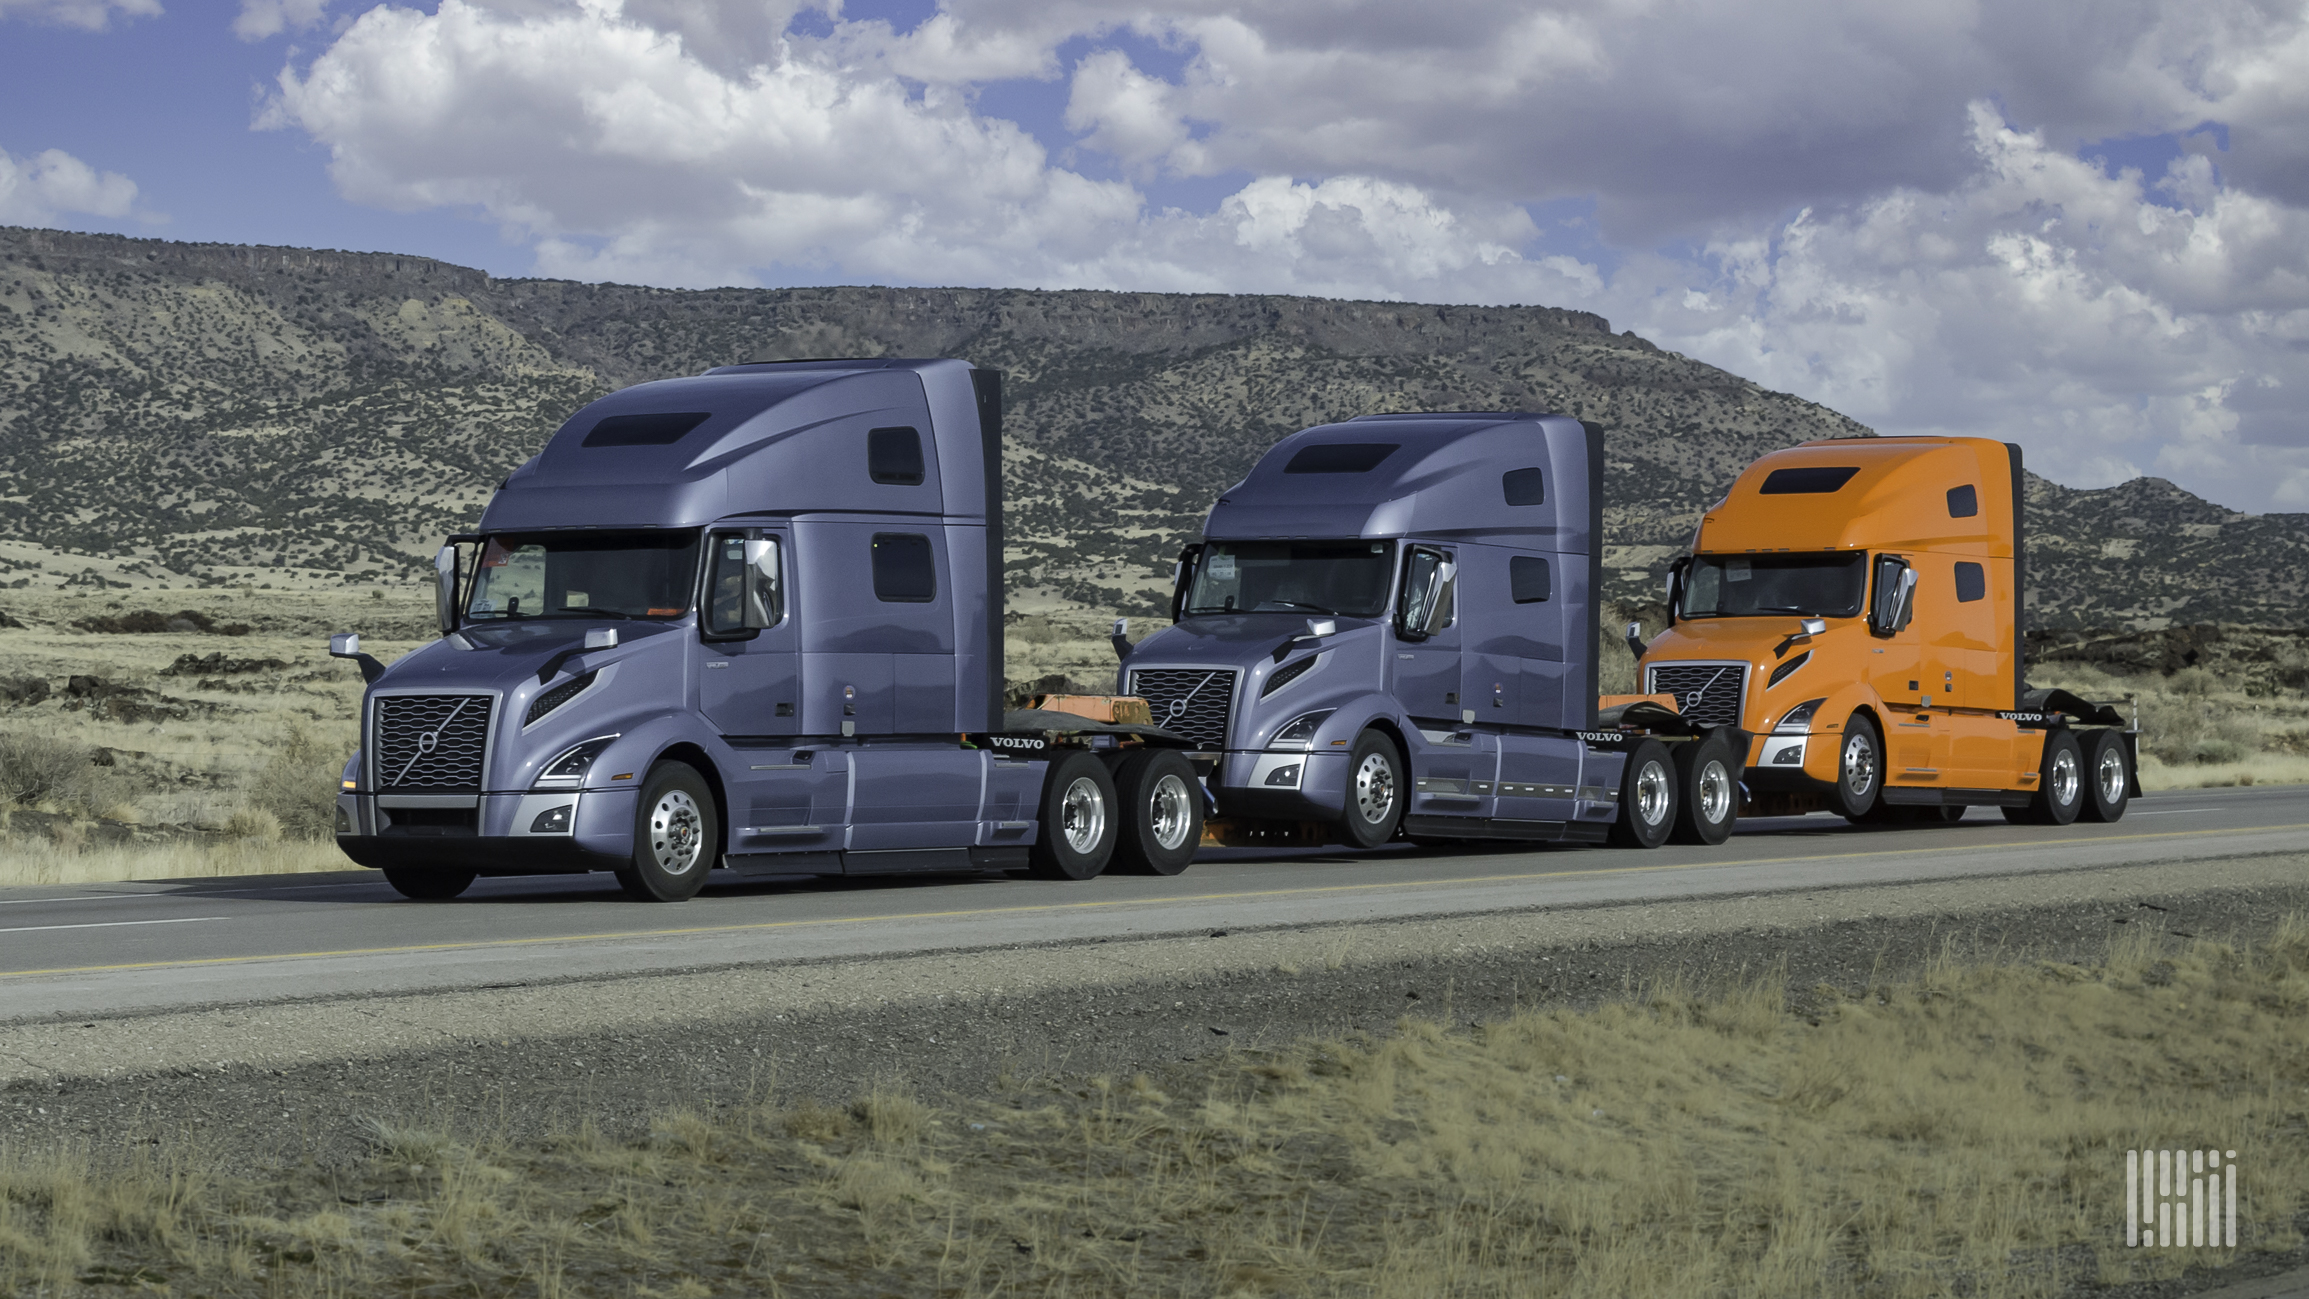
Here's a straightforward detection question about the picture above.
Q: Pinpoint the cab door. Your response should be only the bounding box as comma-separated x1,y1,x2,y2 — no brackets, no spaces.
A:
1391,545,1461,724
1866,553,1945,788
699,529,799,738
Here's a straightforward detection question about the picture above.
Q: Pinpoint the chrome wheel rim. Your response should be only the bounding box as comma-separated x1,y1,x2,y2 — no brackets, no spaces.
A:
1842,732,1876,799
1061,776,1107,854
1635,759,1671,826
1147,773,1194,852
2096,744,2125,804
648,789,705,875
2051,746,2081,808
1696,759,1732,825
1353,751,1396,825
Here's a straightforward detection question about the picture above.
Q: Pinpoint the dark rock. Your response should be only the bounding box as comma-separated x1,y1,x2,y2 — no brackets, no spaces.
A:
0,676,49,705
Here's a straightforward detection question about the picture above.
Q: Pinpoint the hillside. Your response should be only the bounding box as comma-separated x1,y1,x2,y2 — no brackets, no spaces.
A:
2,224,2303,631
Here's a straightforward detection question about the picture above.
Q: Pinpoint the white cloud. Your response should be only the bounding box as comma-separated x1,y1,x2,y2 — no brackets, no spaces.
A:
0,0,159,29
0,146,141,224
259,0,2309,511
233,0,327,41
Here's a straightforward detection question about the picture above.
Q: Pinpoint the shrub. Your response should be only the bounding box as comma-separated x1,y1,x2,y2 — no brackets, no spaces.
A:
244,721,355,841
0,731,121,815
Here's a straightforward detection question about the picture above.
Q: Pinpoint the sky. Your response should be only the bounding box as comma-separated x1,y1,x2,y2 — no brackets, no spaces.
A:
2,0,2307,515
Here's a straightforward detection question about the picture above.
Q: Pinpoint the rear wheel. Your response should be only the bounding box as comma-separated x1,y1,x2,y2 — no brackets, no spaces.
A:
1608,739,1676,849
2081,730,2132,823
1027,751,1119,880
1110,749,1203,875
1833,716,1883,823
1339,732,1405,849
616,762,716,902
382,866,476,900
1668,733,1738,846
2022,731,2086,826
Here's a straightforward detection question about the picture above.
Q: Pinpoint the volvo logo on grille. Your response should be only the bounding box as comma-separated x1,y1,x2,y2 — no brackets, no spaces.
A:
1686,691,1705,710
416,731,438,753
1168,699,1186,717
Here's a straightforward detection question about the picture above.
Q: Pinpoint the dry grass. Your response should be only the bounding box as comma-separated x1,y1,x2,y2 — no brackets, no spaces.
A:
7,923,2306,1297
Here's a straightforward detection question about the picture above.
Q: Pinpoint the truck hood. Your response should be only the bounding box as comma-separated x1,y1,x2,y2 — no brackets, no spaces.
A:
375,619,685,695
1128,613,1382,667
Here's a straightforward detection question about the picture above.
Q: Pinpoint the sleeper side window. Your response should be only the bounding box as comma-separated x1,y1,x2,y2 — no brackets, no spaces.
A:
1510,555,1551,603
872,532,936,602
868,427,926,485
1953,561,1986,603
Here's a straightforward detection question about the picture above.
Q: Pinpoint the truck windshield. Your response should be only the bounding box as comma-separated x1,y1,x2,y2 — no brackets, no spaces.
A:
1183,540,1394,617
465,530,702,621
1681,552,1866,619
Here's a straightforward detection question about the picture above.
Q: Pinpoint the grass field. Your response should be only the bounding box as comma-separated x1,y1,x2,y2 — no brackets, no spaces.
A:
3,921,2303,1297
1,588,2305,888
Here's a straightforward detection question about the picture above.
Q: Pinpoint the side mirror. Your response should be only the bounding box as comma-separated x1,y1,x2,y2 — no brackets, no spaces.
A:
329,631,385,684
1111,617,1132,662
741,537,781,629
1420,561,1456,636
1892,569,1917,633
433,545,460,635
583,627,619,651
1665,556,1689,624
1624,621,1648,661
1801,617,1828,637
1305,618,1337,639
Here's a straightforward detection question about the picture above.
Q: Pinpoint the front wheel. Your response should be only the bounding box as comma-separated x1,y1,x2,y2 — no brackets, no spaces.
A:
1027,751,1119,880
2081,730,2132,822
1339,732,1405,849
1833,715,1883,823
1110,749,1204,876
616,762,716,902
1608,739,1676,849
382,866,476,900
1668,733,1738,846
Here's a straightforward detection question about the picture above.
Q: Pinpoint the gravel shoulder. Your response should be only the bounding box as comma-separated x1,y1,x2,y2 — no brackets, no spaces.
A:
3,850,2306,1167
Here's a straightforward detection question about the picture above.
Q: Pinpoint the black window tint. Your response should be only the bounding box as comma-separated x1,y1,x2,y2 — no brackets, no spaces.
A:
868,426,925,485
1502,467,1545,506
871,533,935,602
1759,466,1860,494
1510,555,1551,603
581,412,711,447
1946,484,1979,518
1283,443,1398,474
1954,562,1986,603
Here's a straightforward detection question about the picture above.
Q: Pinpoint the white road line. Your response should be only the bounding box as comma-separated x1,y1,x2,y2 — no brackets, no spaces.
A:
0,917,227,935
0,895,121,906
2130,809,2220,816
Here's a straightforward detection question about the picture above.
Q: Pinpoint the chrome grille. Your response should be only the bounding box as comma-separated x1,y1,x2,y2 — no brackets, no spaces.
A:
1646,662,1747,729
373,693,494,789
1130,668,1238,749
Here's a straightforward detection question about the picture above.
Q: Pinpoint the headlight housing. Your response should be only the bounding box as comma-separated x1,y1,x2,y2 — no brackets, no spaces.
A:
1774,699,1825,734
534,734,619,787
1270,709,1334,749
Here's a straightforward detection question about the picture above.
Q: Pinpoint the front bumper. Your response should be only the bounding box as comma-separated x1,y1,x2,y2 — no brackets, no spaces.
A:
335,787,637,874
1211,749,1349,819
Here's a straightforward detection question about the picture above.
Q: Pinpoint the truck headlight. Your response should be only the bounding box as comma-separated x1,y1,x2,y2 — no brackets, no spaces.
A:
1774,699,1825,734
1270,709,1334,749
535,734,619,787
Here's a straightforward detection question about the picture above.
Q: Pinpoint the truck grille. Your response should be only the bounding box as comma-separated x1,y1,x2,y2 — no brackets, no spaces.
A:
373,694,494,790
1646,662,1747,729
1129,668,1237,750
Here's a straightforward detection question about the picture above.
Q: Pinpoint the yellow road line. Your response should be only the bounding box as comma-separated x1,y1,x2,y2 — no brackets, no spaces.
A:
5,821,2306,982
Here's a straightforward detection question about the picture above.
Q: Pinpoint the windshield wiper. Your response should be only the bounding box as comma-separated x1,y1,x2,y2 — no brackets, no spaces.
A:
1254,600,1331,613
1753,605,1817,615
554,606,636,619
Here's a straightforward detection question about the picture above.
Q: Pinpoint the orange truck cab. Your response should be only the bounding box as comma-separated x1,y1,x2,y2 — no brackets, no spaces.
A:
1632,436,2140,826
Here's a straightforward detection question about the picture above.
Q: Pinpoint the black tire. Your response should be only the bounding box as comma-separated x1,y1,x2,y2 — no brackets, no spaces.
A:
1028,751,1119,880
2025,731,2086,826
1111,749,1203,876
1833,715,1884,823
2081,730,2131,823
616,761,716,902
1339,731,1405,849
1608,739,1676,849
1668,733,1738,846
382,866,476,900
1927,804,1965,824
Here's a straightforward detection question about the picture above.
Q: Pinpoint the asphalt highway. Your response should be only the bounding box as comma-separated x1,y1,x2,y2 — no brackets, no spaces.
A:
2,784,2303,1022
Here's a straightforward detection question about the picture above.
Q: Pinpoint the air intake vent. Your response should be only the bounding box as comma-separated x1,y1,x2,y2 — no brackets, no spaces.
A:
1130,668,1237,750
526,672,596,727
373,694,493,790
1646,662,1747,729
1261,655,1317,698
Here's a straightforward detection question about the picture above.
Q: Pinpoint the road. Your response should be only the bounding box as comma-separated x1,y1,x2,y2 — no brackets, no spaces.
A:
2,784,2303,1022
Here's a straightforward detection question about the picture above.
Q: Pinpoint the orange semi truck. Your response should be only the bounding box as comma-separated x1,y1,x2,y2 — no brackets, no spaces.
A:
1630,436,2139,826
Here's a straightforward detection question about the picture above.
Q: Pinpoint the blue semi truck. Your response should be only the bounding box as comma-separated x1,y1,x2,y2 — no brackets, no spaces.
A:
330,358,1738,901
